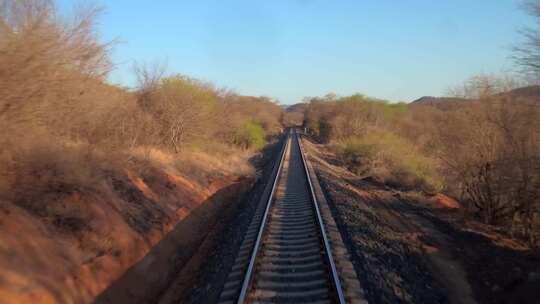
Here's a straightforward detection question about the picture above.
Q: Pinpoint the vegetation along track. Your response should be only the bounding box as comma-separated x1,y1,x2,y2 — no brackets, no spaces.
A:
218,129,366,304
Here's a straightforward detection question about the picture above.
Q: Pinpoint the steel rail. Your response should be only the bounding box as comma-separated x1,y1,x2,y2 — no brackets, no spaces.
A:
236,130,291,304
296,129,346,304
236,128,346,303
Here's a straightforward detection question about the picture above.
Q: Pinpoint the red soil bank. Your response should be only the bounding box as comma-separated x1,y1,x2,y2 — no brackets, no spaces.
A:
0,164,252,304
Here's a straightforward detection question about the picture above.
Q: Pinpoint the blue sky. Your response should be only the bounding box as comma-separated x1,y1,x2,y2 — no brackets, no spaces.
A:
59,0,532,104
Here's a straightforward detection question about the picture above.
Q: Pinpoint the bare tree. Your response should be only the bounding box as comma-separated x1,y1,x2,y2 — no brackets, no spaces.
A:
133,60,167,110
134,73,219,152
515,0,540,77
0,0,112,130
447,74,522,99
435,76,540,244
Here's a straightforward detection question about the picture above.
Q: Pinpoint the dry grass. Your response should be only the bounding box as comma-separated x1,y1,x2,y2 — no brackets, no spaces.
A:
336,130,443,193
0,136,114,216
129,145,254,181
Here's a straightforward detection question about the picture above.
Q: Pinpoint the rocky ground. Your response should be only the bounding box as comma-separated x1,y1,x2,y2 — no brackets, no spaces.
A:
302,136,540,304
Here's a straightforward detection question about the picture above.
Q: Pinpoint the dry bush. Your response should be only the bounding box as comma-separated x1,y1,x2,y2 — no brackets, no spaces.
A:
303,93,442,192
281,111,304,128
133,64,283,153
129,144,254,186
303,94,337,142
142,75,218,152
447,74,523,99
200,92,284,156
48,81,155,151
0,0,117,209
330,95,396,140
0,1,165,229
303,84,539,244
175,148,254,181
394,105,443,153
303,94,408,143
302,86,540,245
0,0,111,132
0,0,283,232
515,0,540,76
0,136,110,219
435,78,540,244
0,0,164,159
337,130,443,193
218,94,283,141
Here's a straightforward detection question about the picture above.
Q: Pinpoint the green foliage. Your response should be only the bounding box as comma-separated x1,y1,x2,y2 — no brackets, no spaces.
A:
139,74,219,152
219,95,282,135
337,130,443,193
233,121,266,150
304,93,410,143
382,102,409,121
135,72,283,153
159,75,217,110
303,99,333,141
303,93,440,193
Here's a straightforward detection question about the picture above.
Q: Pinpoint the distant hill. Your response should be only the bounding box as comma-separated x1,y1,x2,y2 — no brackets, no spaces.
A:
409,96,469,111
286,103,308,113
410,85,540,111
502,85,540,101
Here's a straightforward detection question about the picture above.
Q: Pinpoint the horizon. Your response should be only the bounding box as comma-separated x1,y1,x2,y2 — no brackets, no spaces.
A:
59,0,534,104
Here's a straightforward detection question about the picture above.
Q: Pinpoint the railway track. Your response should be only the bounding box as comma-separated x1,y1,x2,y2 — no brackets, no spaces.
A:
218,130,366,304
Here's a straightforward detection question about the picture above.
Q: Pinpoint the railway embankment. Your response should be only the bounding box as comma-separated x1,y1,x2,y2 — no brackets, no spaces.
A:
0,148,256,304
301,135,540,304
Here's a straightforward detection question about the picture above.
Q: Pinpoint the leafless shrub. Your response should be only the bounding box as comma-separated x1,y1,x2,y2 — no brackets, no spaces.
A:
303,94,407,143
303,95,337,142
435,77,540,244
0,136,106,214
515,0,540,77
447,74,523,99
134,70,219,152
0,0,112,131
303,79,540,245
133,60,167,110
281,111,303,127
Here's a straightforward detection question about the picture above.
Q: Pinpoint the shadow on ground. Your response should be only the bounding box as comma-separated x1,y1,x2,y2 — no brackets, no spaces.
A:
94,178,252,304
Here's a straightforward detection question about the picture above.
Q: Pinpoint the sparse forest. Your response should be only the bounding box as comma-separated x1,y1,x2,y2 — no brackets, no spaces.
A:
0,0,284,209
295,1,540,247
301,75,540,246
